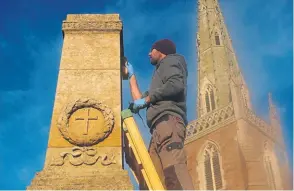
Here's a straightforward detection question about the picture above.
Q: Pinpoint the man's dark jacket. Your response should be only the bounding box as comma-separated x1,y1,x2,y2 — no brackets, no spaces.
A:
146,54,188,129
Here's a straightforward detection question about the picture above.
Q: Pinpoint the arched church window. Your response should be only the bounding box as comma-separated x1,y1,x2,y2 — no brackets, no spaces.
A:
229,89,232,102
215,32,220,45
205,85,216,113
203,143,223,190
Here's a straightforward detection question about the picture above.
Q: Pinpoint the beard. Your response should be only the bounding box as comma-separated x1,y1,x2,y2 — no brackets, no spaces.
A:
150,57,157,65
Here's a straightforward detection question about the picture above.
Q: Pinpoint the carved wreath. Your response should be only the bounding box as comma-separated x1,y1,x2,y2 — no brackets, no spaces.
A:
57,98,115,146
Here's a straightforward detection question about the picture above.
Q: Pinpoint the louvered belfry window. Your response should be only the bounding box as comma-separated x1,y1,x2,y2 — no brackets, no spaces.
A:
210,88,216,110
204,143,223,190
205,92,211,112
205,151,214,190
215,32,221,45
228,89,232,102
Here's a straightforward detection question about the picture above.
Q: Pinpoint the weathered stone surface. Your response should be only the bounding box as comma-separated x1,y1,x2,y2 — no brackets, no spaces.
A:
27,167,133,190
66,14,120,22
62,14,122,32
28,14,133,190
60,34,121,69
47,23,122,149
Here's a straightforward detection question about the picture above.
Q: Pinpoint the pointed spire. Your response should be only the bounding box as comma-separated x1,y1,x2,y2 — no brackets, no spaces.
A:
196,0,251,117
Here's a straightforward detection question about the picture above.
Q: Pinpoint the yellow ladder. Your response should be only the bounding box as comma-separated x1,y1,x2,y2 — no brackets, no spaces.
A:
121,109,165,190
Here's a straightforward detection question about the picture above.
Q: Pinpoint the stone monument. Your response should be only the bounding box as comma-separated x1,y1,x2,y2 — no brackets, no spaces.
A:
27,14,133,190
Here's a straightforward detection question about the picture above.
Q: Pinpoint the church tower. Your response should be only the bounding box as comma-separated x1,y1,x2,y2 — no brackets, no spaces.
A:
184,0,292,190
196,0,251,118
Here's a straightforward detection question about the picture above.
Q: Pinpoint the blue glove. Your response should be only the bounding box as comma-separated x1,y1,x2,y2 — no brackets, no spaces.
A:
132,98,148,113
126,62,134,79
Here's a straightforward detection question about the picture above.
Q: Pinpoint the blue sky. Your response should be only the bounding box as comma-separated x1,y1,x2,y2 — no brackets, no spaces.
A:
0,0,292,189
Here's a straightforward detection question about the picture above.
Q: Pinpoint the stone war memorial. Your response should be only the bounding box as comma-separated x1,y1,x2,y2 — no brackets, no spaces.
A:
27,14,134,190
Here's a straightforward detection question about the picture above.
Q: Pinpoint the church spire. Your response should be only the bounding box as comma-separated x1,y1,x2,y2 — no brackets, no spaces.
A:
196,0,252,117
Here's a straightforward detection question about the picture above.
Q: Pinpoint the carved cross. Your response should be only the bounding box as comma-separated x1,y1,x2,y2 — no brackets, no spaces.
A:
75,108,98,135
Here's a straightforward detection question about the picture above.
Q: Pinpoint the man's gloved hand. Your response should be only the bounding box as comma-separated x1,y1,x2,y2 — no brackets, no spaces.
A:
132,98,149,113
126,62,134,79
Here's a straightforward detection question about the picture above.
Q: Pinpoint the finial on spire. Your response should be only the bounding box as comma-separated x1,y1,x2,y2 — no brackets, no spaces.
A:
268,92,275,109
268,92,275,111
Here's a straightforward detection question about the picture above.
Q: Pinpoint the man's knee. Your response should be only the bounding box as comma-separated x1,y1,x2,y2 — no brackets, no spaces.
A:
163,163,194,190
163,165,183,190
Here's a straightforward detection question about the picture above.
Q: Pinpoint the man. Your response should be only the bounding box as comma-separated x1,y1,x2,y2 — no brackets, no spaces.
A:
126,39,194,190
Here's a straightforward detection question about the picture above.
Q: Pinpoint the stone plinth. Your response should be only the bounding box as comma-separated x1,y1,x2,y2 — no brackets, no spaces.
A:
27,167,132,190
27,14,133,190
